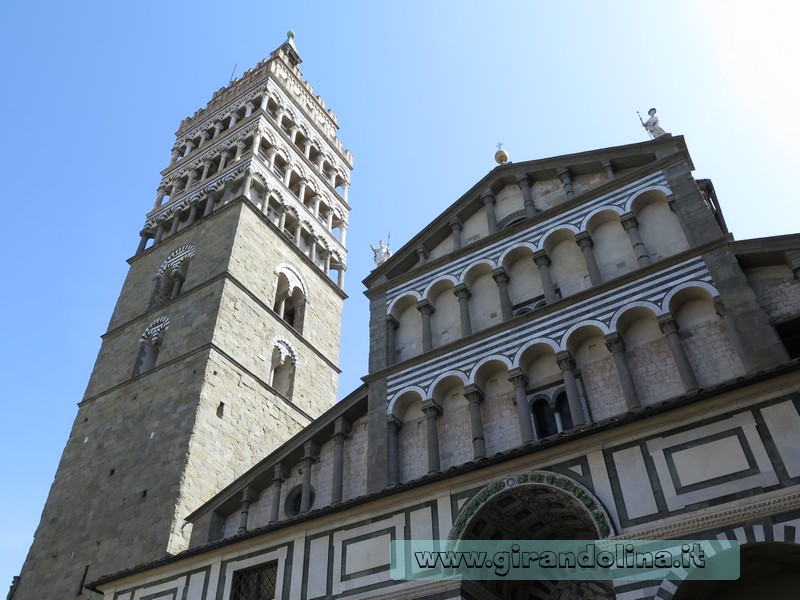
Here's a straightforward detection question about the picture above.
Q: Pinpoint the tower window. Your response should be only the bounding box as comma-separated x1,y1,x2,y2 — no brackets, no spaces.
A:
273,267,307,334
134,317,170,376
151,245,195,309
270,341,297,399
230,562,278,600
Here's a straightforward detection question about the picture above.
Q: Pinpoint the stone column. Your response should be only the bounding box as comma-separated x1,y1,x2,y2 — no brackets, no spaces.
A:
575,232,603,285
453,284,472,337
259,94,269,111
323,250,331,273
241,172,253,200
337,266,345,288
557,167,575,200
244,101,254,118
294,222,302,244
421,400,442,474
184,170,196,191
200,157,211,181
269,463,286,523
533,250,558,303
604,334,640,410
508,368,534,443
184,141,193,157
491,267,513,321
169,211,181,236
714,296,753,371
516,174,538,217
218,150,228,172
136,230,150,255
387,417,402,486
621,213,652,267
169,268,185,300
385,316,398,366
342,182,349,203
555,351,587,426
449,217,463,250
340,222,347,246
300,441,317,513
416,246,429,266
284,166,293,187
154,187,166,209
170,146,180,164
251,133,261,155
303,139,311,159
237,487,258,534
234,141,246,161
297,180,307,204
187,199,201,225
417,300,435,352
481,189,498,234
309,237,317,264
153,216,167,245
331,417,350,504
553,411,564,433
602,160,615,180
267,148,277,170
290,126,299,144
203,193,216,218
464,385,486,459
658,314,699,393
229,112,238,127
213,120,223,137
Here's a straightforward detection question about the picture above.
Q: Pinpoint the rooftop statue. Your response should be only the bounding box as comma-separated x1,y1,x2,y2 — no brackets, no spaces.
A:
370,240,392,266
642,107,669,138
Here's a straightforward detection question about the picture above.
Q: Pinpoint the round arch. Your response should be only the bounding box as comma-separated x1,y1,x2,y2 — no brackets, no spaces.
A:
624,184,673,213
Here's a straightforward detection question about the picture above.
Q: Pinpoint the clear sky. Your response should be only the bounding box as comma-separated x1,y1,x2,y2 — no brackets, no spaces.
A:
1,0,798,589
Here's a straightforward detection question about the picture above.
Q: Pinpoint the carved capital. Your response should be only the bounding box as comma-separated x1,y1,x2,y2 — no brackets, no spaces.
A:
575,231,594,249
273,462,289,482
453,283,472,300
448,216,463,232
385,314,399,330
620,212,639,231
491,266,509,284
507,367,528,388
421,399,443,417
533,249,551,267
416,299,435,316
480,189,495,206
657,314,679,335
713,296,727,318
604,333,626,354
515,173,531,189
463,383,484,405
387,415,403,432
555,350,576,372
556,167,572,184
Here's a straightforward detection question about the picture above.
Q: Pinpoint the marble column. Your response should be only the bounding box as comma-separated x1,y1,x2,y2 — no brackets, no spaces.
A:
555,351,587,426
237,487,258,534
331,417,350,504
621,213,652,267
269,463,286,523
463,384,486,459
491,268,513,321
453,284,472,337
481,189,498,234
200,158,211,181
187,199,201,225
508,368,534,443
337,266,345,288
658,314,699,392
516,174,538,217
604,333,641,409
557,167,575,200
153,217,167,245
300,441,317,513
533,250,558,303
449,217,463,250
203,193,216,218
417,300,435,352
169,211,181,236
385,315,399,366
387,417,402,486
416,246,429,266
602,160,615,180
421,400,442,474
575,232,603,285
136,230,151,255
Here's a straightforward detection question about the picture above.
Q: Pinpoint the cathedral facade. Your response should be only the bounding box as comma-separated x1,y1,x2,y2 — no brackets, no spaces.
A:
14,37,800,600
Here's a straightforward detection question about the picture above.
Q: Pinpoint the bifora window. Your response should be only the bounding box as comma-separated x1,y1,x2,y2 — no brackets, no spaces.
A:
230,561,278,600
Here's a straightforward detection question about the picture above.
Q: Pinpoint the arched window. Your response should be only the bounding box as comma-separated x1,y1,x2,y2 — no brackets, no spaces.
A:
531,397,558,438
134,317,170,376
554,392,573,431
273,266,307,333
151,245,195,309
270,339,297,398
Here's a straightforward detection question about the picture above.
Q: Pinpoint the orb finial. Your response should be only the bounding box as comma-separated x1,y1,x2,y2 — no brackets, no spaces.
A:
495,142,509,165
287,30,295,40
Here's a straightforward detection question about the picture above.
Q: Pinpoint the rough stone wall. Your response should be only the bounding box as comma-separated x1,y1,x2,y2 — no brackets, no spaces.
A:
550,239,590,298
469,271,503,332
591,219,637,281
745,265,800,321
399,406,427,483
312,436,336,508
507,255,543,305
531,178,565,211
342,415,369,501
627,337,684,405
461,207,489,245
229,204,344,367
430,287,461,348
493,184,524,222
482,382,520,456
438,390,472,470
636,200,689,261
572,172,609,197
395,302,423,361
681,318,744,387
581,356,627,421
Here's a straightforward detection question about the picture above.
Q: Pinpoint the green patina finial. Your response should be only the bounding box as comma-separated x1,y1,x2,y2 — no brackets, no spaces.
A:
287,30,295,41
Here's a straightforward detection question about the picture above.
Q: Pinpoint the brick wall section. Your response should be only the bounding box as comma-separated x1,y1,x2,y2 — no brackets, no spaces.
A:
582,356,627,421
627,338,684,405
745,265,800,321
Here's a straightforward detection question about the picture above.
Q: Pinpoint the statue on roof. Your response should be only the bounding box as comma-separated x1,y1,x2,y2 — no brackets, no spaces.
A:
642,108,669,139
370,240,392,266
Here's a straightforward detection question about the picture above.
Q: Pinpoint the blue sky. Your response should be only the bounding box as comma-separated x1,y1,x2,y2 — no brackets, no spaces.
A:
1,0,798,588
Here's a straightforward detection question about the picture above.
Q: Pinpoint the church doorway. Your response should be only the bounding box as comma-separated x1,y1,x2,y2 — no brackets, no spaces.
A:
671,542,800,600
450,472,616,600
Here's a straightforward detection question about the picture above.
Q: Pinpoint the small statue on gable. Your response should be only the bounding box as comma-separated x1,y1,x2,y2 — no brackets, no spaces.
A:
370,240,392,266
642,107,669,138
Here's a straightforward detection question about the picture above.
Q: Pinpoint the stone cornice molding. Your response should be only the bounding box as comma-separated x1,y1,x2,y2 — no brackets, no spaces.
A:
611,490,800,540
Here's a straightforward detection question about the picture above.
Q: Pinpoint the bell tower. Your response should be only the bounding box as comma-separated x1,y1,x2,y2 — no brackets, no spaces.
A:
14,33,352,599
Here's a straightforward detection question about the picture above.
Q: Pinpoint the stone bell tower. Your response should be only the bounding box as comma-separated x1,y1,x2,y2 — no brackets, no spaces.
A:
14,32,352,599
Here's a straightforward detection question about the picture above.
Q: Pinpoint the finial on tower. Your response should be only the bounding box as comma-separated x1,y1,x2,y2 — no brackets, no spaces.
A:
495,142,509,165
